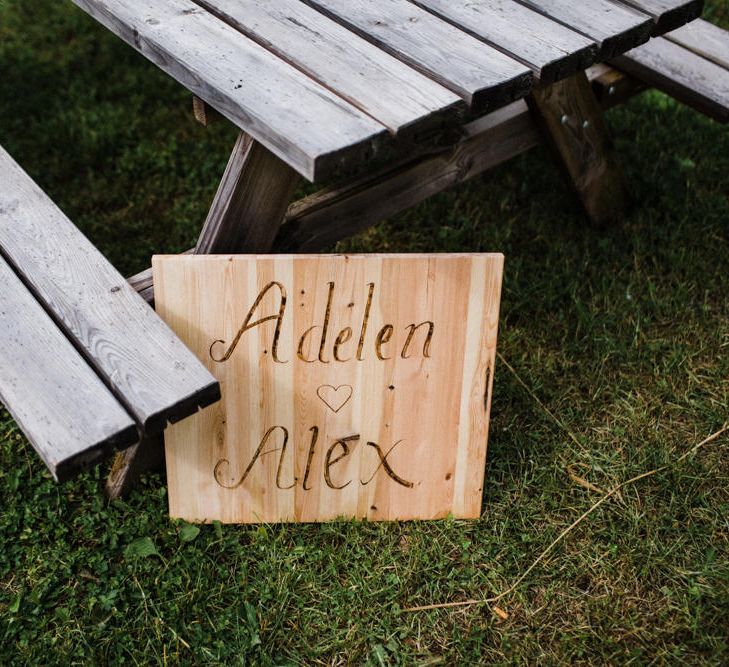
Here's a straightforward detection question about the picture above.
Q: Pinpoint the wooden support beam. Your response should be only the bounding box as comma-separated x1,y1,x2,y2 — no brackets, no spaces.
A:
527,71,626,225
275,101,540,251
107,132,300,500
276,69,642,249
587,64,648,107
195,132,301,254
105,433,165,499
125,67,643,269
192,95,220,126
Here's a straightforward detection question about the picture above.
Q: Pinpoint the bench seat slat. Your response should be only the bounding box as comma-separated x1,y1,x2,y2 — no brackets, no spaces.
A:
665,18,729,70
0,147,220,435
613,0,704,35
411,0,598,84
302,0,533,114
195,0,463,136
613,37,729,123
71,0,388,182
0,256,139,481
515,0,654,59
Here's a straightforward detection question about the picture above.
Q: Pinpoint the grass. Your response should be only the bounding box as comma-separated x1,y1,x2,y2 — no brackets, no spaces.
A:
1,1,728,663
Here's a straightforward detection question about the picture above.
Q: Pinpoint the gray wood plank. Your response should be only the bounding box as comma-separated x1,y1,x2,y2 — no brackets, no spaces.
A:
613,36,729,122
613,0,704,35
0,147,221,434
302,0,533,113
195,0,463,136
411,0,598,83
665,18,729,70
0,256,139,482
514,0,653,59
70,0,389,182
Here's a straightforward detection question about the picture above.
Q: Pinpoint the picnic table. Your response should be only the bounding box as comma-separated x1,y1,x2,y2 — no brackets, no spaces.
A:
24,0,724,494
69,1,707,266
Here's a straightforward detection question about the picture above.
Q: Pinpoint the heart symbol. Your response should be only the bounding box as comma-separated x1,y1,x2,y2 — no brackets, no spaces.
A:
316,384,353,414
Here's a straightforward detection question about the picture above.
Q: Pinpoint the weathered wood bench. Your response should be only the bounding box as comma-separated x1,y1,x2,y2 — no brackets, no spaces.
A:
0,147,221,481
615,18,729,123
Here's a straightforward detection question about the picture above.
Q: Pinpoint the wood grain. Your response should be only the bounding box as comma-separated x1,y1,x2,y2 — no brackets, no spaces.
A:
665,18,729,69
70,0,388,181
515,0,654,59
277,66,644,249
587,64,648,106
154,254,504,523
275,101,541,251
613,0,704,35
192,95,219,126
411,0,598,83
528,71,626,224
195,133,301,255
0,255,138,481
195,0,463,136
107,133,299,498
105,433,165,499
303,0,533,113
125,65,644,274
614,36,729,123
0,146,220,435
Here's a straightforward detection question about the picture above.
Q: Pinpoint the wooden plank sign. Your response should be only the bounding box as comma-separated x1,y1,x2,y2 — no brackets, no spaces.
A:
153,254,503,523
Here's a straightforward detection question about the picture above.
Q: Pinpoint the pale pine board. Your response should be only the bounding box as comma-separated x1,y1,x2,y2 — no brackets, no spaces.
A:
154,254,504,523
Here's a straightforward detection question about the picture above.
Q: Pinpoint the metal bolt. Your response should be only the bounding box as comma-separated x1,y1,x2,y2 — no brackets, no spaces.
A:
608,85,617,96
560,114,570,125
582,120,591,129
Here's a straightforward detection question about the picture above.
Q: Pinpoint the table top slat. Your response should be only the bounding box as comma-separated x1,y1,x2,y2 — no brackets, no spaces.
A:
411,0,598,83
196,0,463,136
515,0,654,59
612,0,704,35
71,0,390,181
69,0,704,180
0,255,139,482
303,0,533,114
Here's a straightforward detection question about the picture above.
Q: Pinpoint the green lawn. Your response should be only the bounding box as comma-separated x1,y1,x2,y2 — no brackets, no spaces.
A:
1,1,728,664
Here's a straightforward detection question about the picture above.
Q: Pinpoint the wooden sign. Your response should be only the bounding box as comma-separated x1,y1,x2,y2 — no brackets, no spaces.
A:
153,254,503,523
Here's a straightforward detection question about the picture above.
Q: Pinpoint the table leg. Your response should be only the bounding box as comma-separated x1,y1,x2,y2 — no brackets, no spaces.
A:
105,132,300,500
195,132,300,253
527,70,626,225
